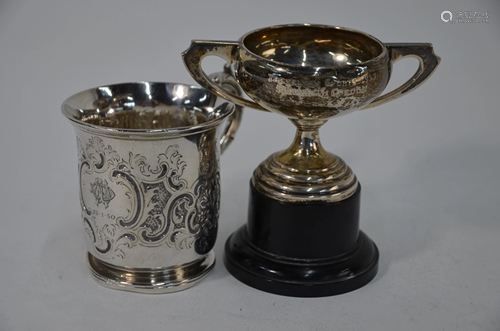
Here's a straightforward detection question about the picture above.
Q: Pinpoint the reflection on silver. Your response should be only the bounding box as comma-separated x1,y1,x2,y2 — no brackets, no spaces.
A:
144,81,152,99
173,84,189,99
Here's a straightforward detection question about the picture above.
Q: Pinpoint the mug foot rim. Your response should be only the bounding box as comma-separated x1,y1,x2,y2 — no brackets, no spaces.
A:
87,251,215,294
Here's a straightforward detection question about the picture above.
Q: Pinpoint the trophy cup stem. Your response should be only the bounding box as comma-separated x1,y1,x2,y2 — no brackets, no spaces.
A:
276,119,337,171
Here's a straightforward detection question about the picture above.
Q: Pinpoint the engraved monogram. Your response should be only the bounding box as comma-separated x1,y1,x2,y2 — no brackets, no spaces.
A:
77,136,219,259
90,178,115,208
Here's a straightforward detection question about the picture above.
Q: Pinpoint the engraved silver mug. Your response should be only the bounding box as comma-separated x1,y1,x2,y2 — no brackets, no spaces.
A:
61,69,242,293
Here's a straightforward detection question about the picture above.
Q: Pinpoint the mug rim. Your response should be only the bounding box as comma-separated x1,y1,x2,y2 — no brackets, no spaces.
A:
239,23,387,69
61,81,235,137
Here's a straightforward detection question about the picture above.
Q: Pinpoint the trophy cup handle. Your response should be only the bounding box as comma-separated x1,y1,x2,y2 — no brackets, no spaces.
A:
362,43,441,109
182,40,268,111
209,65,244,153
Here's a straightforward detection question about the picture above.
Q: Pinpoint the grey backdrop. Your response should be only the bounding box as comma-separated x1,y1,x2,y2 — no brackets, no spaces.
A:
0,0,499,330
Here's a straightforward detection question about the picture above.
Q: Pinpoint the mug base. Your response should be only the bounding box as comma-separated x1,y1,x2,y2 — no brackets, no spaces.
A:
87,251,215,294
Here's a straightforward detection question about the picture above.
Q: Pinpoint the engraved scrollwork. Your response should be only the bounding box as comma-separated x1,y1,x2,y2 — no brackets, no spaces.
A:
191,133,220,254
168,193,197,249
84,218,113,254
128,145,188,191
192,171,220,255
78,136,120,216
114,233,138,259
110,164,142,228
84,218,138,258
84,136,120,173
78,134,220,259
139,182,172,243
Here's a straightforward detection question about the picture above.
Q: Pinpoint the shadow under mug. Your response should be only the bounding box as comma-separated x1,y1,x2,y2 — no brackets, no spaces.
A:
61,74,242,293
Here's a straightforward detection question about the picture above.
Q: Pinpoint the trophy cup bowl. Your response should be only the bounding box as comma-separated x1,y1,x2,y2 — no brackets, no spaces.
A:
183,24,440,297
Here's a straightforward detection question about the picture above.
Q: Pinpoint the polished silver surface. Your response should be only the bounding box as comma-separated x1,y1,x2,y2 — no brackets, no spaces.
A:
62,71,242,293
183,24,440,203
88,251,215,294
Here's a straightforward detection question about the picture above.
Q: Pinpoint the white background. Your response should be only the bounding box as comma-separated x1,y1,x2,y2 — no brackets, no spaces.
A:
0,0,499,329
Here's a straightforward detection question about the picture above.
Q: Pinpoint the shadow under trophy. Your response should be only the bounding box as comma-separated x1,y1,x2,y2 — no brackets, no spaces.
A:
183,24,440,297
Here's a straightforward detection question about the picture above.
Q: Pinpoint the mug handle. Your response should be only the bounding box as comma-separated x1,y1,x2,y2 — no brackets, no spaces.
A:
182,40,268,111
208,64,244,153
362,43,441,109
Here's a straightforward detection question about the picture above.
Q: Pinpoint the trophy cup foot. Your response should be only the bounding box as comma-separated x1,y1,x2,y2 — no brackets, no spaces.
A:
87,251,215,294
224,183,379,297
224,229,378,297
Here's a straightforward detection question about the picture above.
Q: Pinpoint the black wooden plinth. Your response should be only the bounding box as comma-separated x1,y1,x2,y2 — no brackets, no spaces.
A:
224,181,379,297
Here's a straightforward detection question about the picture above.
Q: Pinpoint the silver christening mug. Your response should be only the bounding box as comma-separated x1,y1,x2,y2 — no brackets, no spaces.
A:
62,70,242,293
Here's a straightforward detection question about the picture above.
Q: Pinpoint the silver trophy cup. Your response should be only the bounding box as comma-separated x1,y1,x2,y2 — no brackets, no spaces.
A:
62,70,242,293
182,24,440,297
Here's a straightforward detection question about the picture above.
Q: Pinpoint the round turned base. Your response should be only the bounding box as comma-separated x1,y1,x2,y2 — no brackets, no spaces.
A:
223,183,379,297
87,251,215,294
224,228,378,297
